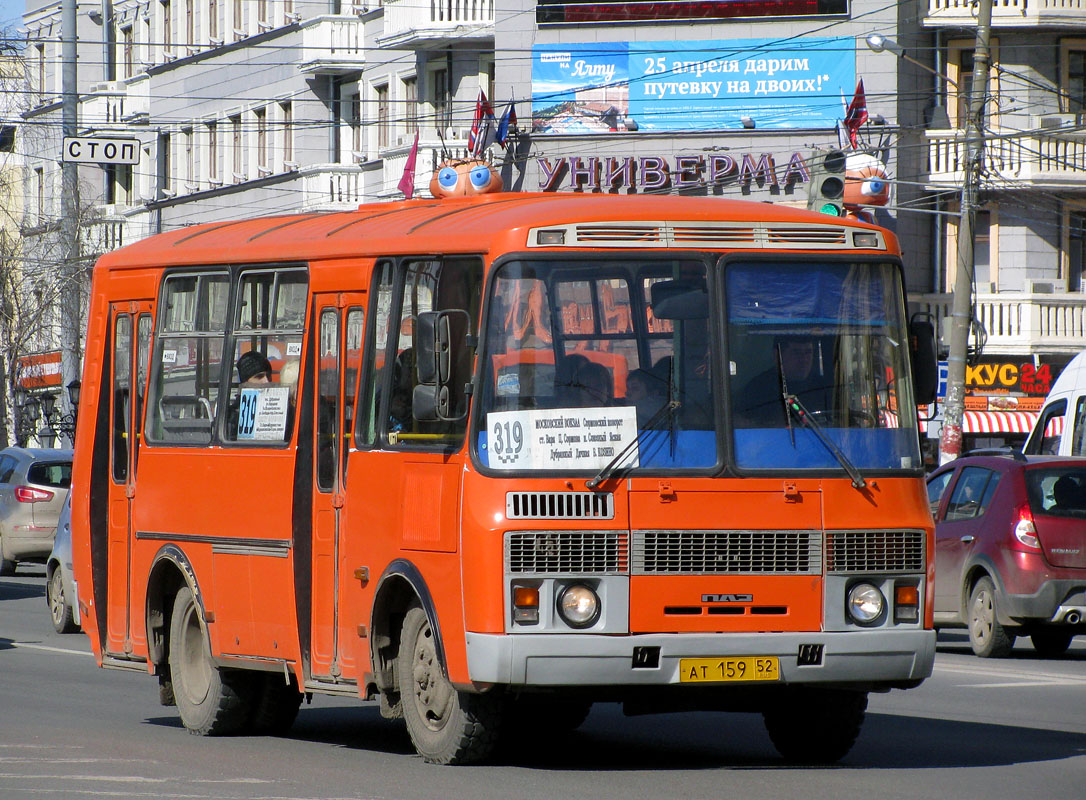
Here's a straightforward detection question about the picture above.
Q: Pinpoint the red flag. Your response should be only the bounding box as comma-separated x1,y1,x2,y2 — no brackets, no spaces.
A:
397,131,419,199
466,90,494,154
844,79,868,148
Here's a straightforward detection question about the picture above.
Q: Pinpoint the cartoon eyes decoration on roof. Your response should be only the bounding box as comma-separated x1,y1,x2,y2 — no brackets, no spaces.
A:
842,152,891,208
429,158,504,198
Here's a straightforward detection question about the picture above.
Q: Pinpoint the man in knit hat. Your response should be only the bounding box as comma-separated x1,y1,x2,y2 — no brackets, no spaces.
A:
236,350,273,386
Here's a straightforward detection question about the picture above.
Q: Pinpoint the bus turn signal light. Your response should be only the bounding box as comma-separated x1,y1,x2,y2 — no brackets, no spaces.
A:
894,584,920,623
513,586,540,625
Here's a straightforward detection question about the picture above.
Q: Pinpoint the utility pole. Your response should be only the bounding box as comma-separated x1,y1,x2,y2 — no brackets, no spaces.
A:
59,0,81,430
938,0,993,465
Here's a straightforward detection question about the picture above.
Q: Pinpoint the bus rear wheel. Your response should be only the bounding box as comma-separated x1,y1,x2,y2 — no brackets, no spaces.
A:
397,603,502,764
168,585,254,735
763,688,867,764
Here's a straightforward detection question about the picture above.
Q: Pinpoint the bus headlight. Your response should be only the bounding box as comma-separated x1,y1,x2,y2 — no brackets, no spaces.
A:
556,584,600,629
847,583,885,625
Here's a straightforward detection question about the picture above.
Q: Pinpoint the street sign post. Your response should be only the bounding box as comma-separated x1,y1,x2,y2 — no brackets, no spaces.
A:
62,136,140,165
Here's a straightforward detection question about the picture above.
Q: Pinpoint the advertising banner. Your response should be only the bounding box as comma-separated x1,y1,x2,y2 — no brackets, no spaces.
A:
532,37,855,133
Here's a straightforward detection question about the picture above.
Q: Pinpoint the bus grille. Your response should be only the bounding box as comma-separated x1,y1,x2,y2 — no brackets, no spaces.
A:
506,491,614,520
825,530,925,573
506,531,628,574
631,530,821,575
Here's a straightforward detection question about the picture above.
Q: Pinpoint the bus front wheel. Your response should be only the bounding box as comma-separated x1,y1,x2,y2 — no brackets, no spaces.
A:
763,688,867,763
397,603,502,764
168,585,254,735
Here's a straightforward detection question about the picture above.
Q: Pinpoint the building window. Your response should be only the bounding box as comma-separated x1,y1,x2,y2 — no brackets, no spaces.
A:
0,125,14,153
230,114,243,181
283,0,294,21
946,204,997,293
34,167,44,225
121,26,135,79
280,101,294,165
183,127,195,188
207,121,219,181
35,44,45,102
255,107,268,173
185,0,195,49
1069,210,1086,293
233,0,244,40
350,93,362,157
209,0,220,41
1061,40,1086,116
376,84,389,149
162,0,173,57
430,67,450,134
948,39,1000,129
161,133,172,194
403,76,418,134
258,0,269,27
106,164,133,205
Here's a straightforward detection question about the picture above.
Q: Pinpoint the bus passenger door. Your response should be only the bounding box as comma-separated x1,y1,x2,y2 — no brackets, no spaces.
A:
310,293,365,680
106,302,153,657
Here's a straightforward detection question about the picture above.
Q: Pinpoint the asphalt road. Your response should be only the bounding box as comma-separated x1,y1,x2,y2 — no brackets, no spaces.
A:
2,565,1084,800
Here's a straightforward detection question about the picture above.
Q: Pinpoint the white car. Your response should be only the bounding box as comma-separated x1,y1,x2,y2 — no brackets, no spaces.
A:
45,492,79,633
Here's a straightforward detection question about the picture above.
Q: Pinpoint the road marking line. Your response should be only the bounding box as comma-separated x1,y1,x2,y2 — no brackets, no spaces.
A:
935,661,1086,685
6,641,93,657
963,680,1086,688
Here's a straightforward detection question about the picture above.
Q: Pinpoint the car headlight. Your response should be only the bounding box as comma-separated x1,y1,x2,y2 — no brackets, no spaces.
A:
847,582,885,625
556,584,600,629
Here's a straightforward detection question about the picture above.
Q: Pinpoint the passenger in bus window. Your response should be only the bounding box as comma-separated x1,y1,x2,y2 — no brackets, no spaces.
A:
574,361,613,407
227,351,273,439
625,368,666,428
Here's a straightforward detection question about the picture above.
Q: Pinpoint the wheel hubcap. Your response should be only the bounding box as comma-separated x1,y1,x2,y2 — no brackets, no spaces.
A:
971,589,994,645
178,605,212,705
49,572,64,624
410,622,453,731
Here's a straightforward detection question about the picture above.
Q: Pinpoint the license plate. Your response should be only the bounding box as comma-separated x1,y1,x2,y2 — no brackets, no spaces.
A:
679,656,780,683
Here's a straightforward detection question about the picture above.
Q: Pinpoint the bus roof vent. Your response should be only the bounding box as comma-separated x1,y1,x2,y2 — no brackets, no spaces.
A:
506,491,615,520
528,221,879,250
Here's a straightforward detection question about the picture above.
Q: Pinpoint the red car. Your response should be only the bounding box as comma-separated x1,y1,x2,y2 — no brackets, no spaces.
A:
927,453,1086,657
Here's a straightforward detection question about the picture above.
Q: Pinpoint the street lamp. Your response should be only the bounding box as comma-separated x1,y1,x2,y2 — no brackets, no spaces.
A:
864,34,960,91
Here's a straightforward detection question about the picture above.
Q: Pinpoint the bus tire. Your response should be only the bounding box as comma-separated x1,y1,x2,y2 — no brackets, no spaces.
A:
763,688,867,764
397,603,502,764
249,673,303,735
968,576,1015,658
168,585,254,736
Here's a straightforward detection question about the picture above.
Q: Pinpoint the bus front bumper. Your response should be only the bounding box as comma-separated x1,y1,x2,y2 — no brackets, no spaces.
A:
465,629,936,688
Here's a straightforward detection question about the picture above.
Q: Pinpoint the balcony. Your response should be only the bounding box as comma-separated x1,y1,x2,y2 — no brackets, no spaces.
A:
379,0,494,49
910,291,1086,356
79,82,127,133
925,0,1086,29
298,16,365,74
925,128,1086,190
81,206,150,255
300,164,368,211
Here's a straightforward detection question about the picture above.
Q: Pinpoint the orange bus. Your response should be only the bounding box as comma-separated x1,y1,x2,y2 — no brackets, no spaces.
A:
71,188,937,764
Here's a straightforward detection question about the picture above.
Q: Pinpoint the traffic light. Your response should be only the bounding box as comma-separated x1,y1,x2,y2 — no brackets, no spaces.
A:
807,149,847,216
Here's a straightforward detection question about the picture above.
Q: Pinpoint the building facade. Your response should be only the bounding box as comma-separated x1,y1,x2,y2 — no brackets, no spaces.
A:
18,0,1086,454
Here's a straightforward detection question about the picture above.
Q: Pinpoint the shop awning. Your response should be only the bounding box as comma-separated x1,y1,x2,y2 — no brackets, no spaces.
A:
963,410,1038,434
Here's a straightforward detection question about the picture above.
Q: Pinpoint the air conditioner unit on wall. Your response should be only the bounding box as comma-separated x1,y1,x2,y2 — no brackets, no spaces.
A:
1026,279,1054,294
1036,113,1076,130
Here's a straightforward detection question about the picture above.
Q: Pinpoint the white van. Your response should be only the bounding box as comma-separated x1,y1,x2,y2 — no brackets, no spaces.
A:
1023,351,1086,456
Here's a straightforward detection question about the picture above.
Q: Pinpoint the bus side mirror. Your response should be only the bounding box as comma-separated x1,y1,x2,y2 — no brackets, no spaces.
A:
909,315,938,406
413,309,469,422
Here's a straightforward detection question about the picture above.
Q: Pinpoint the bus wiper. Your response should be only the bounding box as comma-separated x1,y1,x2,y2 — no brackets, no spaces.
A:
585,399,680,490
783,393,868,490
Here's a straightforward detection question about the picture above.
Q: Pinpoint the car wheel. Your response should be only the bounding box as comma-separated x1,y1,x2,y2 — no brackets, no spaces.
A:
763,688,868,763
968,576,1015,658
397,603,502,764
1030,629,1074,658
47,568,78,634
0,542,15,576
168,585,254,735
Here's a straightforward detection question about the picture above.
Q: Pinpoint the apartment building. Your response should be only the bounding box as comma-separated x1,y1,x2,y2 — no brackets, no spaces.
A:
19,0,1086,453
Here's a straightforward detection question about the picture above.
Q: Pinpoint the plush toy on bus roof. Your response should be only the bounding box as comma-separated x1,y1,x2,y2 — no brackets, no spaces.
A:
429,157,503,198
842,151,891,209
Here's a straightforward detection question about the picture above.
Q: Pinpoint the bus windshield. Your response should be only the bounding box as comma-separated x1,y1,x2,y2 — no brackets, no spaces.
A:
475,257,920,475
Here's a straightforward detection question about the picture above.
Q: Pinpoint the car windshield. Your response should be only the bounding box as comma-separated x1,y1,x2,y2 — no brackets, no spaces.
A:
475,257,921,476
1026,466,1086,518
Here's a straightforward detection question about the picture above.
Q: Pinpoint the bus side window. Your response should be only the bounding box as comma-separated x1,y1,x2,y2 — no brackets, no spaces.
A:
385,256,481,447
223,268,307,445
147,272,229,445
357,261,395,449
